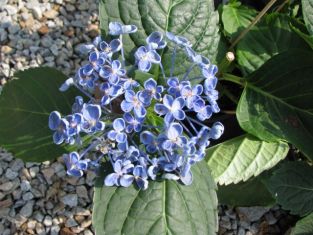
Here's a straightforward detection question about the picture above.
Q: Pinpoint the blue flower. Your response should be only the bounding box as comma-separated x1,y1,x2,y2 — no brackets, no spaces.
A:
181,84,203,109
99,60,126,85
122,77,140,90
99,39,122,58
121,90,147,118
138,78,164,105
125,146,140,162
161,123,187,151
104,159,134,187
193,98,212,121
147,158,160,180
133,165,148,190
83,50,106,75
154,94,185,124
209,122,224,140
59,77,74,92
140,131,158,153
107,118,127,143
64,152,89,177
124,113,144,133
146,32,167,50
179,158,193,185
135,46,161,72
167,77,190,97
77,66,98,88
72,96,84,113
79,36,102,54
205,89,220,113
66,113,83,137
49,111,69,145
109,22,137,35
166,32,192,48
81,104,105,133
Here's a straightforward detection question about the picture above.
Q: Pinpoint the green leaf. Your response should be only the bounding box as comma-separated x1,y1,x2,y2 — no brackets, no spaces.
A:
0,67,80,162
206,134,289,185
218,175,275,207
302,0,313,35
92,161,218,235
221,1,257,39
236,14,310,74
290,21,313,50
291,213,313,235
268,161,313,216
236,49,313,160
99,0,221,74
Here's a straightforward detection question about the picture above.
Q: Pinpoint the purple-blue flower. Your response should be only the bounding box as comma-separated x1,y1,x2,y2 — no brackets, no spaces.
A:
99,39,122,58
146,32,167,50
66,113,83,137
109,22,138,35
104,159,134,187
107,118,127,143
121,90,147,118
166,32,192,48
64,152,89,177
77,66,98,88
161,123,187,151
133,165,148,190
135,46,161,72
99,60,126,85
81,104,105,133
181,84,203,109
140,131,158,153
49,111,69,145
124,113,144,133
209,122,224,140
193,98,212,121
154,94,185,124
138,78,164,105
167,77,190,97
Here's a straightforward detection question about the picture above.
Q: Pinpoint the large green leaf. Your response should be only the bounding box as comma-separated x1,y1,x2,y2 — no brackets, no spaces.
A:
302,0,313,35
0,67,80,162
290,20,313,50
218,174,275,207
236,50,313,160
92,161,218,235
99,0,221,74
236,14,309,74
206,134,288,185
291,213,313,235
221,1,257,39
268,161,313,216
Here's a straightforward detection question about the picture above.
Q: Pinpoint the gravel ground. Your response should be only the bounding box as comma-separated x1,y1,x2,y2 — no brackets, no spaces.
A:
0,0,297,234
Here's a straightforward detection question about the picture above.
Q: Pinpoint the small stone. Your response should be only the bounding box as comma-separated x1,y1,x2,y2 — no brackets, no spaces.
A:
265,212,277,225
3,5,17,15
43,215,53,226
27,220,37,229
81,219,92,228
0,192,5,200
237,227,245,235
220,219,232,230
61,227,76,235
10,159,24,172
51,225,60,235
65,218,78,227
65,4,75,11
76,185,88,199
0,207,10,217
29,166,39,178
32,6,42,19
1,45,13,54
38,25,49,35
0,181,14,191
74,207,91,216
84,230,93,235
61,194,78,207
236,207,270,222
86,171,96,186
22,192,34,201
5,168,19,180
0,198,12,207
33,211,44,222
35,223,45,235
20,200,34,218
43,9,58,19
21,180,31,192
42,167,55,184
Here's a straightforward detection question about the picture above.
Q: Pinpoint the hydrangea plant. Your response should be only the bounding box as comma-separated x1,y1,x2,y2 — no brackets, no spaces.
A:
48,22,224,190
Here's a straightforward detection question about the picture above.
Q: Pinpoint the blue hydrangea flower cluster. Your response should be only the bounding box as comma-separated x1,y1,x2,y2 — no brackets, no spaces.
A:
49,22,224,190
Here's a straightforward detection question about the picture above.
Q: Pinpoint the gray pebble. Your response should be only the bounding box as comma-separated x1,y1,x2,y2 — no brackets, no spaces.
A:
61,194,78,207
50,225,60,235
5,168,19,180
22,192,34,201
65,217,78,227
29,166,39,178
0,181,14,191
20,180,31,192
20,200,34,218
32,6,42,20
43,215,53,226
10,159,24,172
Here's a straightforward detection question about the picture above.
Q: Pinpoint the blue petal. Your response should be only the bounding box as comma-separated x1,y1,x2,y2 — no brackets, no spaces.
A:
167,77,179,87
167,123,183,139
107,130,117,141
111,60,121,70
163,95,174,108
147,32,162,44
89,51,99,63
113,118,125,132
116,133,127,143
53,131,64,145
124,90,135,102
147,50,161,63
173,97,185,110
99,65,112,79
162,173,179,180
49,111,61,130
138,60,151,72
140,131,155,145
104,173,119,186
135,178,148,190
173,110,185,120
144,78,157,90
154,104,168,115
134,105,146,118
109,74,119,85
96,121,105,131
120,175,134,187
193,84,203,95
82,104,101,122
67,169,83,177
121,101,133,113
133,165,147,178
123,113,134,123
110,39,122,52
180,171,193,185
121,24,137,34
109,22,123,35
209,122,224,140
